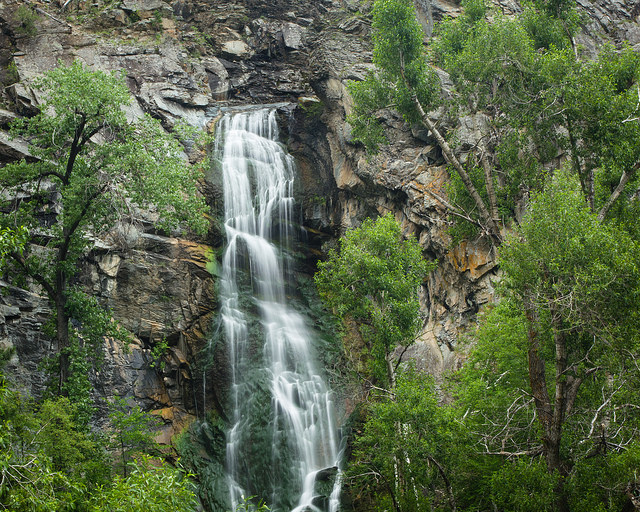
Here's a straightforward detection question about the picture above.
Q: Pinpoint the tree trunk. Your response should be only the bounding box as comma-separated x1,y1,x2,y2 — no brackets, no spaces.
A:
55,270,70,391
410,95,502,241
426,454,457,512
525,296,571,512
481,151,499,223
598,162,640,221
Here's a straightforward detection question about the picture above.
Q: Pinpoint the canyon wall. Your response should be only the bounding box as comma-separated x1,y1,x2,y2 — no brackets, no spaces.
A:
0,0,638,443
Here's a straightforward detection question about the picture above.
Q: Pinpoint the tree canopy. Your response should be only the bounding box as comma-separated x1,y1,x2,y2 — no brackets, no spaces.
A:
340,1,640,510
0,60,208,398
350,0,640,242
314,213,432,386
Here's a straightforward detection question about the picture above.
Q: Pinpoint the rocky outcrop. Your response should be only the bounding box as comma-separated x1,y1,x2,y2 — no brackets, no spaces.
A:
1,0,638,443
0,228,216,444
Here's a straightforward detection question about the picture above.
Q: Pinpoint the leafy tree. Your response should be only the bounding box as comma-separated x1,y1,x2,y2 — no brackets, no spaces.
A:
453,172,640,511
348,0,502,239
36,397,110,490
90,456,198,512
0,225,28,267
436,1,640,232
14,5,39,37
346,368,464,512
500,171,640,475
0,359,102,511
0,356,200,511
314,213,432,386
351,0,640,242
0,60,208,391
108,398,161,477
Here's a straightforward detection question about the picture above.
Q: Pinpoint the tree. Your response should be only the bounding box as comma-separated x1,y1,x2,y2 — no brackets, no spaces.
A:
434,0,640,233
501,171,640,473
90,456,198,512
348,0,502,240
108,398,161,477
0,61,208,391
350,0,640,243
0,356,108,511
454,172,640,511
346,368,464,512
314,213,431,387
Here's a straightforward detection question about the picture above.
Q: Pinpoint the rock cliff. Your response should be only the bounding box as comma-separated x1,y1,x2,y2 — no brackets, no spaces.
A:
1,0,638,448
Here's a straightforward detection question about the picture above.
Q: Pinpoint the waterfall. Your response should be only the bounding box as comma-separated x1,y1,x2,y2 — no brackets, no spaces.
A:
215,108,341,512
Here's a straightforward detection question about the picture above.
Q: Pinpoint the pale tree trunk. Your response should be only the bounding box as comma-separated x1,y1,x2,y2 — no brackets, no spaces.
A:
598,162,640,221
481,151,499,223
410,95,502,241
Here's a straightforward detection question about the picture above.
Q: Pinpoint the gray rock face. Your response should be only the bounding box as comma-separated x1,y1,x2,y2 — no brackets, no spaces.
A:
0,0,636,443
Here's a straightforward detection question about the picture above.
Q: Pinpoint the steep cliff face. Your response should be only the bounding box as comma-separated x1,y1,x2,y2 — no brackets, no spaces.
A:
1,0,639,443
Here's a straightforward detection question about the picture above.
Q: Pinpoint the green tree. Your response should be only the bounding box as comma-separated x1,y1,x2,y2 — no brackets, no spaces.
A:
351,0,640,242
348,0,501,239
500,171,640,474
0,357,104,511
454,172,640,511
108,398,161,477
347,368,464,512
0,60,208,391
90,456,198,512
314,213,432,386
435,1,640,233
36,397,110,490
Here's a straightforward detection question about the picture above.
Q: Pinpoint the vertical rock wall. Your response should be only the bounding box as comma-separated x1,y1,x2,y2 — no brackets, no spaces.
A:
1,0,638,443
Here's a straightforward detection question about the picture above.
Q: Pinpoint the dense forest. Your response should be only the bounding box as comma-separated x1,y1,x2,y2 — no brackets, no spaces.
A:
1,0,640,510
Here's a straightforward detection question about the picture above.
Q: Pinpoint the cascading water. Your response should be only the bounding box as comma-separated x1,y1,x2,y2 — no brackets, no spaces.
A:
215,108,341,512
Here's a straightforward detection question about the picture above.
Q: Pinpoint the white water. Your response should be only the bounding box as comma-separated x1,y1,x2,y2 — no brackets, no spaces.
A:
216,108,341,512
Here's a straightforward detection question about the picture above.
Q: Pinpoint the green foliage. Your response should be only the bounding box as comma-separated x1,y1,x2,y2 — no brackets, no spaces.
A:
346,368,465,511
233,495,271,511
0,358,199,511
149,337,169,370
0,365,105,510
491,459,559,512
14,5,38,36
346,73,391,151
90,456,198,512
446,172,640,510
0,59,208,394
108,398,161,476
315,214,432,385
430,0,640,239
36,397,111,489
445,161,487,243
342,2,640,510
40,289,133,425
0,225,28,267
532,0,577,19
347,0,441,152
1,59,208,271
500,170,640,341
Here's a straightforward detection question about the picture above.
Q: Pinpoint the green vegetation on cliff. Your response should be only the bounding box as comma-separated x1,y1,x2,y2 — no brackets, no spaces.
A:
0,354,198,511
315,213,432,387
0,60,209,510
336,0,640,510
0,60,208,407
